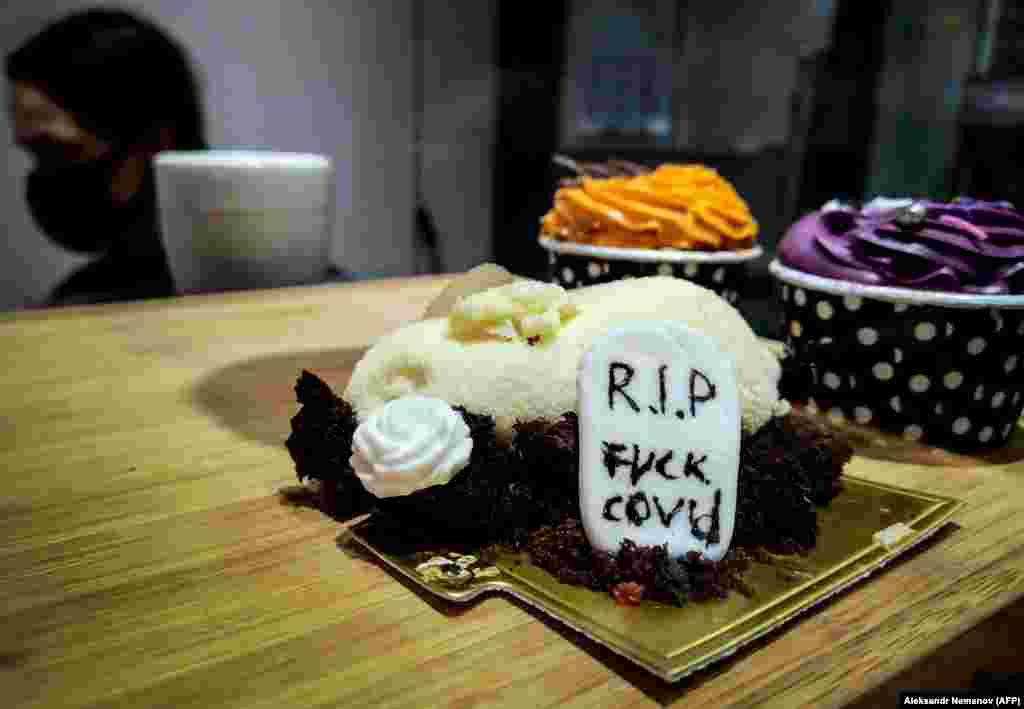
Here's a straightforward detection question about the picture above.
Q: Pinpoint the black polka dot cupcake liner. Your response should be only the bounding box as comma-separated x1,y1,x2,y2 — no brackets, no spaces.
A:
539,237,762,309
771,260,1024,451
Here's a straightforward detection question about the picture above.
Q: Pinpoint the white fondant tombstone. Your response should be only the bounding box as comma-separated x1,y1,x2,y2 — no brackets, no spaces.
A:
577,321,740,562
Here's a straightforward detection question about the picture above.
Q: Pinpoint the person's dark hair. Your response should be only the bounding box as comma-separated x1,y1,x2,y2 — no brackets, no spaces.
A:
6,7,206,150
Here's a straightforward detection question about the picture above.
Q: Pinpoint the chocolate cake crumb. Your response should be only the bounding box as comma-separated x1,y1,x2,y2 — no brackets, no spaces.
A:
611,581,645,606
285,371,370,520
778,344,818,404
733,415,849,553
524,517,753,606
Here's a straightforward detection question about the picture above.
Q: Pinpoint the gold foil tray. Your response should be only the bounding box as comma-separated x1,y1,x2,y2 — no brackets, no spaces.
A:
346,475,963,683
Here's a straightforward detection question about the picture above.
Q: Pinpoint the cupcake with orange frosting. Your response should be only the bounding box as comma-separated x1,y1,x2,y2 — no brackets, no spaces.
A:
539,159,763,307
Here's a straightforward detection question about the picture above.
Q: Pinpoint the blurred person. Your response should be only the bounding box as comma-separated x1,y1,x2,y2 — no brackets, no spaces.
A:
6,7,206,306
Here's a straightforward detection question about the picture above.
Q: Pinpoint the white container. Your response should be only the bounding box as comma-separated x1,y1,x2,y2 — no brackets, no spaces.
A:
155,150,334,294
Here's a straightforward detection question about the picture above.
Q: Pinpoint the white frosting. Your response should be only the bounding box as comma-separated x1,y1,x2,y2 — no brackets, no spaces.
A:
449,280,579,342
577,322,740,561
350,396,473,498
861,196,914,215
822,197,918,216
820,198,851,213
345,276,787,435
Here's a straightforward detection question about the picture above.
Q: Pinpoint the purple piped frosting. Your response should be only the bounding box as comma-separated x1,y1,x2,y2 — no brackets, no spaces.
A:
778,197,1024,294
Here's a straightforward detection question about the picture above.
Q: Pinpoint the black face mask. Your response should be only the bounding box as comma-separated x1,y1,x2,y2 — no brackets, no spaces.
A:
25,152,151,255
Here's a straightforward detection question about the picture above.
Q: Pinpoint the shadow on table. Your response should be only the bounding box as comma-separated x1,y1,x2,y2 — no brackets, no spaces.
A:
189,347,363,447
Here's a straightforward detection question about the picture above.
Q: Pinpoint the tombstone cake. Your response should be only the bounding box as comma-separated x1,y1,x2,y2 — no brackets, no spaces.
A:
577,322,741,562
287,267,851,605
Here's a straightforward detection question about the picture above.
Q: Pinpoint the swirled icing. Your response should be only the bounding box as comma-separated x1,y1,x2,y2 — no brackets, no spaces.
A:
540,164,758,250
778,198,1024,294
351,396,473,498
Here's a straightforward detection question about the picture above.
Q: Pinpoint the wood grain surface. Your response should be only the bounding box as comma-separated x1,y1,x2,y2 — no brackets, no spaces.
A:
2,277,1022,709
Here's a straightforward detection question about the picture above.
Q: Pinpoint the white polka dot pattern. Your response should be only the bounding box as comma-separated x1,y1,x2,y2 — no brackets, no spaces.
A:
991,310,1004,332
548,253,744,298
914,322,937,341
909,375,931,393
873,363,894,381
903,425,924,441
778,286,1024,451
858,328,878,346
1005,355,1019,373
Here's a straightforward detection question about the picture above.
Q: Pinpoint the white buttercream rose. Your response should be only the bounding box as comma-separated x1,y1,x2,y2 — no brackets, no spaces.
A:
351,396,473,498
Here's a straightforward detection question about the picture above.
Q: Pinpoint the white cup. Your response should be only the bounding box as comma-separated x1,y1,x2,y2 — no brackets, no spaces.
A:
154,150,334,294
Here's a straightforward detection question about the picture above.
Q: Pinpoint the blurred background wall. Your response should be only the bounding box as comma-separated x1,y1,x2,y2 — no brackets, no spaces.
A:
0,0,498,310
867,0,983,198
2,0,1020,317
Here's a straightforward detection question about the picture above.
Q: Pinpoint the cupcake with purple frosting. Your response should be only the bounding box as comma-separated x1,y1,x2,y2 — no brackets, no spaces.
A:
770,197,1024,450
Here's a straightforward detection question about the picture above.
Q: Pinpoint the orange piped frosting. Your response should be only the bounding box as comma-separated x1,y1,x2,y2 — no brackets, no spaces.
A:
541,164,758,251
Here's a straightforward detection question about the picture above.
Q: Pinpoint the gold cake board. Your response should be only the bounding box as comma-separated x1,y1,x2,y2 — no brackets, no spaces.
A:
346,474,963,683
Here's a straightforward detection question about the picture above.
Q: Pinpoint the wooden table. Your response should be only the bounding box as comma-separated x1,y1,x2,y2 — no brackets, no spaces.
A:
2,276,1023,708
